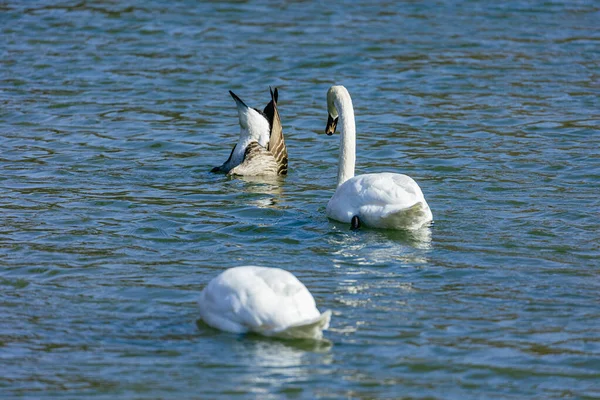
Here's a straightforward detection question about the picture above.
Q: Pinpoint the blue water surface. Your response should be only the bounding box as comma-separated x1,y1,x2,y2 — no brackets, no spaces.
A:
1,0,599,398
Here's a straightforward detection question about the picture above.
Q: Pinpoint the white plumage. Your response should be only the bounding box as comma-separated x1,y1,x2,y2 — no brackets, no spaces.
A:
324,85,433,230
326,173,433,230
198,266,331,340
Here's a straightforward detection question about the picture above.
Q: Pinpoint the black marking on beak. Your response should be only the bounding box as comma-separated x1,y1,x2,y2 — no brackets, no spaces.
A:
350,215,361,230
326,115,338,135
229,90,248,108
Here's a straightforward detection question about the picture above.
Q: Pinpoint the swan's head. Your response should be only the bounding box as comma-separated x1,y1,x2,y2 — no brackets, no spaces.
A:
230,90,270,144
326,85,349,135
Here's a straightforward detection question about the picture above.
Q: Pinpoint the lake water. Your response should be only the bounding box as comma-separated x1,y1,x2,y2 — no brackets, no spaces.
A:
1,0,599,398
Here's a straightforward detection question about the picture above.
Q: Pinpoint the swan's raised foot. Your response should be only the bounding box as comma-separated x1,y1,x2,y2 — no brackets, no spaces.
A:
350,215,361,231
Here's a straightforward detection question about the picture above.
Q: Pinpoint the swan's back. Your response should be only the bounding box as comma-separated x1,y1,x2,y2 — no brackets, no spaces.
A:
327,173,433,230
198,266,330,339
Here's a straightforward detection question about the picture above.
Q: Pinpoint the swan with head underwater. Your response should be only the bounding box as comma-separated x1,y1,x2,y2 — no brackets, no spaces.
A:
211,88,287,176
324,85,433,230
198,266,331,340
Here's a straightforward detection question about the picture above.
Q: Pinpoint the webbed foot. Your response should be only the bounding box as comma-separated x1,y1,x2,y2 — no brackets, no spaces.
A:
350,215,361,231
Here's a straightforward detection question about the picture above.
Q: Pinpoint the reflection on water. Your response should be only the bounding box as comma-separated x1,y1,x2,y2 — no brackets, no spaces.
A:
377,226,433,250
197,320,333,386
241,335,333,362
196,319,332,357
326,225,432,268
235,175,286,209
232,337,334,395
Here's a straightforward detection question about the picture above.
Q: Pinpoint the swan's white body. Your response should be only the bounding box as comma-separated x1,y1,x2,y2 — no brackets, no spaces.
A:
198,266,331,340
326,173,433,230
325,85,433,230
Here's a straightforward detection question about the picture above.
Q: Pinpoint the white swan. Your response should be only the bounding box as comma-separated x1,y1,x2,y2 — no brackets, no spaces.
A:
198,266,331,340
211,88,287,176
324,85,433,230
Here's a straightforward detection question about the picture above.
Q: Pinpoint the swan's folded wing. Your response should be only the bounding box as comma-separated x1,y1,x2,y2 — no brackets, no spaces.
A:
353,174,432,229
228,142,279,176
353,174,424,209
263,88,288,175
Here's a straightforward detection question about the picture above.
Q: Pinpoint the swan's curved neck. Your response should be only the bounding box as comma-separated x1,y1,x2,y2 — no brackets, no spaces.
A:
334,94,356,187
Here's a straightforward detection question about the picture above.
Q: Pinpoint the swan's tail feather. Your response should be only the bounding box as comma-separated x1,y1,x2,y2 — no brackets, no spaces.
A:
270,310,332,340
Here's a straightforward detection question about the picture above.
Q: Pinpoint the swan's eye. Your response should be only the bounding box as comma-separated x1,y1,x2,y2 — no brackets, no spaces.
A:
326,115,338,135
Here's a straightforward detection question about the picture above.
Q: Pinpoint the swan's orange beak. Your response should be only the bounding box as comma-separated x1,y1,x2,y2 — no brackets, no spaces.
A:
325,115,338,136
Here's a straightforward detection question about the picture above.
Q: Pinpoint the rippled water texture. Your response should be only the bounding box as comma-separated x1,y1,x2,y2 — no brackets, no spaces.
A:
1,0,599,398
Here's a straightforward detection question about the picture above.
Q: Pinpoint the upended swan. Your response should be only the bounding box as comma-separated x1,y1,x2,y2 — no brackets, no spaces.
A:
211,88,288,176
324,85,433,230
198,266,331,340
